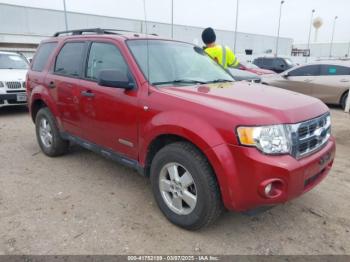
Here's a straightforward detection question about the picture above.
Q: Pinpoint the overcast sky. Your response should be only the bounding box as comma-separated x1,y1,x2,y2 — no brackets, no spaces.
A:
1,0,349,43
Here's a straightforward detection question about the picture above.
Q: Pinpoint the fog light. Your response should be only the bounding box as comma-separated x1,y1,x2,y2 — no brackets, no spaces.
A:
264,183,272,196
259,179,284,199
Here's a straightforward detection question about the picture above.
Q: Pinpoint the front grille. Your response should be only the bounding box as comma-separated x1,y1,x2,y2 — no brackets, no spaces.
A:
291,113,331,159
6,90,26,93
6,81,22,89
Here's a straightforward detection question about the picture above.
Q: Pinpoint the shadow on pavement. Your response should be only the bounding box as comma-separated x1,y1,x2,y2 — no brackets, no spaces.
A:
0,105,28,116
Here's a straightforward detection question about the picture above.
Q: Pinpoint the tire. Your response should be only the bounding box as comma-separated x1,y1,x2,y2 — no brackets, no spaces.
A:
150,142,223,230
35,107,69,157
340,91,348,110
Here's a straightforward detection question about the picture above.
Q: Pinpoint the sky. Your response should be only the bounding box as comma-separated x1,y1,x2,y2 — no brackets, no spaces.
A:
1,0,349,43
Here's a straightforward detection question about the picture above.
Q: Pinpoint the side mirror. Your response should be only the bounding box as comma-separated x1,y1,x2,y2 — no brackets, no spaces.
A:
282,72,289,78
97,69,135,89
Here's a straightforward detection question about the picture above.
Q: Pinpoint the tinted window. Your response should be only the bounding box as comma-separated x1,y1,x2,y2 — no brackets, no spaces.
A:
253,58,262,66
320,65,350,76
55,42,85,77
289,65,320,77
32,42,57,72
86,42,128,80
263,58,273,66
273,58,285,67
0,53,28,69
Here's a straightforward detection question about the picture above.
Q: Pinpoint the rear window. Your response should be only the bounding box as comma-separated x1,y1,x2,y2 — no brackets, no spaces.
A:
32,42,57,72
320,65,350,76
54,42,85,77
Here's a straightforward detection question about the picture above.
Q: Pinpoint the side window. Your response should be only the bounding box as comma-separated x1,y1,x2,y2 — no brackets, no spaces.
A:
254,58,261,66
54,42,85,77
289,65,320,77
86,42,128,80
32,42,57,72
273,58,285,67
263,58,273,67
320,65,350,76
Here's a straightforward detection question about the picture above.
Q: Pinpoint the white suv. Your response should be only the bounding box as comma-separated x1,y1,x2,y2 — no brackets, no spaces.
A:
0,51,29,108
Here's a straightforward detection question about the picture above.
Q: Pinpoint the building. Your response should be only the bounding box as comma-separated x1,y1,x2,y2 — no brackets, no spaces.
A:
0,2,294,58
293,42,350,59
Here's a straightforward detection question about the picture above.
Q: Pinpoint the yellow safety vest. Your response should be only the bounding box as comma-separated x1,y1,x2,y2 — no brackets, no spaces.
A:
205,45,239,69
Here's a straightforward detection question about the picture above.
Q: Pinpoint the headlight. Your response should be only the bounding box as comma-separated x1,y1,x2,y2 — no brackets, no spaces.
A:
0,81,4,88
237,125,291,154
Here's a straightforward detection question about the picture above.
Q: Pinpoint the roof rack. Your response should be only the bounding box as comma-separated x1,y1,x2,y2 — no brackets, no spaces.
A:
53,28,135,37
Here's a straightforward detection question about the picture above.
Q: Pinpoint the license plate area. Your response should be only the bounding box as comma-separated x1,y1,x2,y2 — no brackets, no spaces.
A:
16,93,27,102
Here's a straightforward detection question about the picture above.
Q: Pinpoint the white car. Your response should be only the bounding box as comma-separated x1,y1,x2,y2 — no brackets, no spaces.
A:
0,51,29,108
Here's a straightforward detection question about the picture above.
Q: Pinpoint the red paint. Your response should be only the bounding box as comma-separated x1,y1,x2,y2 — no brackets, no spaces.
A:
27,34,336,212
240,65,276,75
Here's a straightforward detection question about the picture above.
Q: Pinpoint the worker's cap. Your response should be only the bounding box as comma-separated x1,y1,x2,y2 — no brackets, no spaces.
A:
201,27,216,45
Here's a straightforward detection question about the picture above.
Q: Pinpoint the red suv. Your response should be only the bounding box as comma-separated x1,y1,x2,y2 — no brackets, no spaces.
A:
27,29,336,230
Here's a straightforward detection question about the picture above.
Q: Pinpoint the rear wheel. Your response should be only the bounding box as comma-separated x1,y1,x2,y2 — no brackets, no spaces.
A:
35,107,69,157
340,91,348,110
150,142,223,230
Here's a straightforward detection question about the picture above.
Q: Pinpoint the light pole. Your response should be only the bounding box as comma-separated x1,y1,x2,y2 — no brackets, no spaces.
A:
63,0,68,30
306,9,315,61
171,0,174,39
233,0,239,53
275,0,285,57
329,16,338,57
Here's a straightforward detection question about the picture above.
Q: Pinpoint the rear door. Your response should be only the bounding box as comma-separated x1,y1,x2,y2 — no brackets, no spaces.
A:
311,64,350,104
47,41,87,137
276,65,320,96
78,41,139,159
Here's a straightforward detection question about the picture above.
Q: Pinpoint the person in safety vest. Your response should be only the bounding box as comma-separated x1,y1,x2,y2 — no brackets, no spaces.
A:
201,27,240,69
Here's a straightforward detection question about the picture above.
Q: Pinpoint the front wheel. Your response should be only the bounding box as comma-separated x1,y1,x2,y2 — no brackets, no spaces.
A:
35,107,69,157
150,142,223,230
341,91,348,110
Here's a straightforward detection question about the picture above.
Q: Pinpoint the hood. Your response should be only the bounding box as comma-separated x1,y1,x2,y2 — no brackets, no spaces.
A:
250,68,276,75
161,82,328,125
0,69,27,82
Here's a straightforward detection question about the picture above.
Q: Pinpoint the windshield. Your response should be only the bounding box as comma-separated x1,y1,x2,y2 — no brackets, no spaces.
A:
0,54,28,69
127,40,234,86
284,58,294,66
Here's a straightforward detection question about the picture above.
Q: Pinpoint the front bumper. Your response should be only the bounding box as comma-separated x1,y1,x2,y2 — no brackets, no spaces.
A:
0,92,27,106
206,136,336,211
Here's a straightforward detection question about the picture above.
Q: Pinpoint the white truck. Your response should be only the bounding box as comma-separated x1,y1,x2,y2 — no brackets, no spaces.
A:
0,51,28,108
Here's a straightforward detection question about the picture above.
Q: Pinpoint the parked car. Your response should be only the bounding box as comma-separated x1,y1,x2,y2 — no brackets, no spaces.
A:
27,28,335,230
0,51,29,107
239,61,275,75
227,68,261,82
253,57,295,73
262,61,350,109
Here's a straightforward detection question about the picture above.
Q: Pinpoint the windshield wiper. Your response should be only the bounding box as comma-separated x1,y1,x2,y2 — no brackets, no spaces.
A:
204,79,234,84
152,79,206,86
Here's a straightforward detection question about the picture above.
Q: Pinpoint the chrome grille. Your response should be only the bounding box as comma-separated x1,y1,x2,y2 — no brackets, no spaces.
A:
290,113,331,159
6,81,22,89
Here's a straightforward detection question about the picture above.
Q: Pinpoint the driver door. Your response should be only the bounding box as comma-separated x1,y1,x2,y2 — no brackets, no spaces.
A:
78,41,139,159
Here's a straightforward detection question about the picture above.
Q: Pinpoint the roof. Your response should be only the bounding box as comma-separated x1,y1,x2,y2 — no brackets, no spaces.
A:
50,28,163,41
311,60,350,66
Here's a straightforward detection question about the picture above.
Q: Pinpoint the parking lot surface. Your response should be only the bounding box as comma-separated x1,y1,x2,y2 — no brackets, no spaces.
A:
0,106,349,255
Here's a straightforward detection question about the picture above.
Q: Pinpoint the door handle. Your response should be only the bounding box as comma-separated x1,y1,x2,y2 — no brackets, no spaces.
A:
81,90,95,98
48,81,56,88
340,79,349,83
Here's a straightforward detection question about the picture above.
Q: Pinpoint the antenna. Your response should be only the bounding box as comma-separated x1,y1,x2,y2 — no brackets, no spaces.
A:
143,0,151,91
